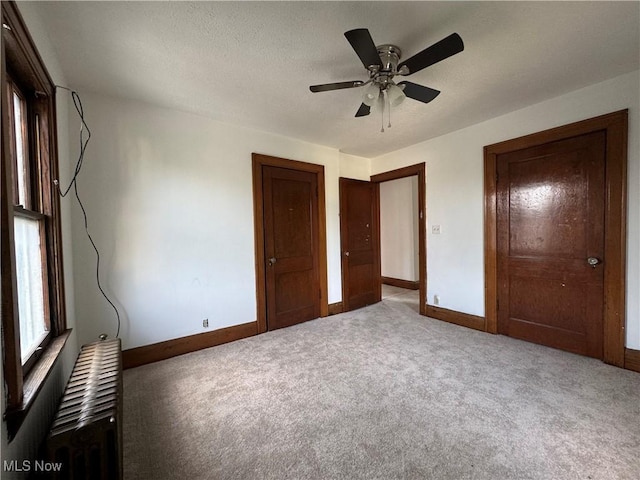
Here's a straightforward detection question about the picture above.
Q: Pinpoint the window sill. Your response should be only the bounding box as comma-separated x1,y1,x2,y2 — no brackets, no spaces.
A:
3,329,72,441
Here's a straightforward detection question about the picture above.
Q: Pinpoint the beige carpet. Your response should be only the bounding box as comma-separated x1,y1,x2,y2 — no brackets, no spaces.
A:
124,294,640,479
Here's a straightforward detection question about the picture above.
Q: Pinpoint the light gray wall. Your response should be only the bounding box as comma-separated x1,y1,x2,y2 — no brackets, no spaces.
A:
63,71,640,353
66,92,351,349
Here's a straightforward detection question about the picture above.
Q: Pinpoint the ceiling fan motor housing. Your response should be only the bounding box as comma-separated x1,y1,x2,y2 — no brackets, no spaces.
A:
371,44,402,87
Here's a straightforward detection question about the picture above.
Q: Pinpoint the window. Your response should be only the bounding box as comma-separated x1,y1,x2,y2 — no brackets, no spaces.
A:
7,79,52,373
2,1,68,437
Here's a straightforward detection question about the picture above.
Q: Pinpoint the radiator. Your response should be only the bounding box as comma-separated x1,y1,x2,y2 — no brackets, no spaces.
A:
46,338,123,479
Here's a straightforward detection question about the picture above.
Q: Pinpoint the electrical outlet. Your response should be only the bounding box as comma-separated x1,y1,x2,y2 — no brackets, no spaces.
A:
203,318,209,328
431,225,441,235
434,295,440,306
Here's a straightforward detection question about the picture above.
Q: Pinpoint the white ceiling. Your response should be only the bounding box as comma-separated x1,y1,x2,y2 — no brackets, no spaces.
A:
30,1,640,158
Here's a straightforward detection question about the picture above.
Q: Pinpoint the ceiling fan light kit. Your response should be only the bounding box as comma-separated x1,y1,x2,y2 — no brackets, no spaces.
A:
310,28,464,132
387,83,406,107
362,83,381,107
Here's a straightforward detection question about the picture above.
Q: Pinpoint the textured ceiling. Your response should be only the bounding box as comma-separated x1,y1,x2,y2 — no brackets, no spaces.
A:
29,1,640,158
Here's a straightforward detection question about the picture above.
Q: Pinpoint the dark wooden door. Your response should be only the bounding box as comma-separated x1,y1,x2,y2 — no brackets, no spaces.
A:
340,177,381,311
497,131,606,358
263,166,320,330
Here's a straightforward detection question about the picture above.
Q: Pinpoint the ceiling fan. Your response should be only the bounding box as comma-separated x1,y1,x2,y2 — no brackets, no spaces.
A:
310,28,464,120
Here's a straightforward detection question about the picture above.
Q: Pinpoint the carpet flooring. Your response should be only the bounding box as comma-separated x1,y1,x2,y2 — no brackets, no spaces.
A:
124,291,640,479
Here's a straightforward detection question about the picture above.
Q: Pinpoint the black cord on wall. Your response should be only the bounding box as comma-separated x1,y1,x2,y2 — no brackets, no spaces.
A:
55,86,121,339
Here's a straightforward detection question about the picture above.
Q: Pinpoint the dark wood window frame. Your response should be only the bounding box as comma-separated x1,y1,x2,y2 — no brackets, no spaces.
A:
2,1,70,439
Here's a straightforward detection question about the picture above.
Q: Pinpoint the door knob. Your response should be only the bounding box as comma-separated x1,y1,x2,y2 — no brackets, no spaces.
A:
587,257,600,268
268,257,277,266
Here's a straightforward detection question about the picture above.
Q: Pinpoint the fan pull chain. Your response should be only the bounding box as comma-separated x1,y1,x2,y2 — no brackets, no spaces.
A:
387,89,392,129
379,92,385,133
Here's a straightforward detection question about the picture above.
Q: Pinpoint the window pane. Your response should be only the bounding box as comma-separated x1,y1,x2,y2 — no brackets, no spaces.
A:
13,91,28,207
14,216,48,363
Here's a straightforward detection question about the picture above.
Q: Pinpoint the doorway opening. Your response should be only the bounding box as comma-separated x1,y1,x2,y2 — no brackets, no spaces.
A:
372,163,426,316
339,164,426,315
379,176,421,314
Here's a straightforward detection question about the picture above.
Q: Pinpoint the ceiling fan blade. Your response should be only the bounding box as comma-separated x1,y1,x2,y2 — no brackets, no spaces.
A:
397,82,441,104
344,29,383,69
310,81,365,93
355,103,371,117
399,33,464,75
